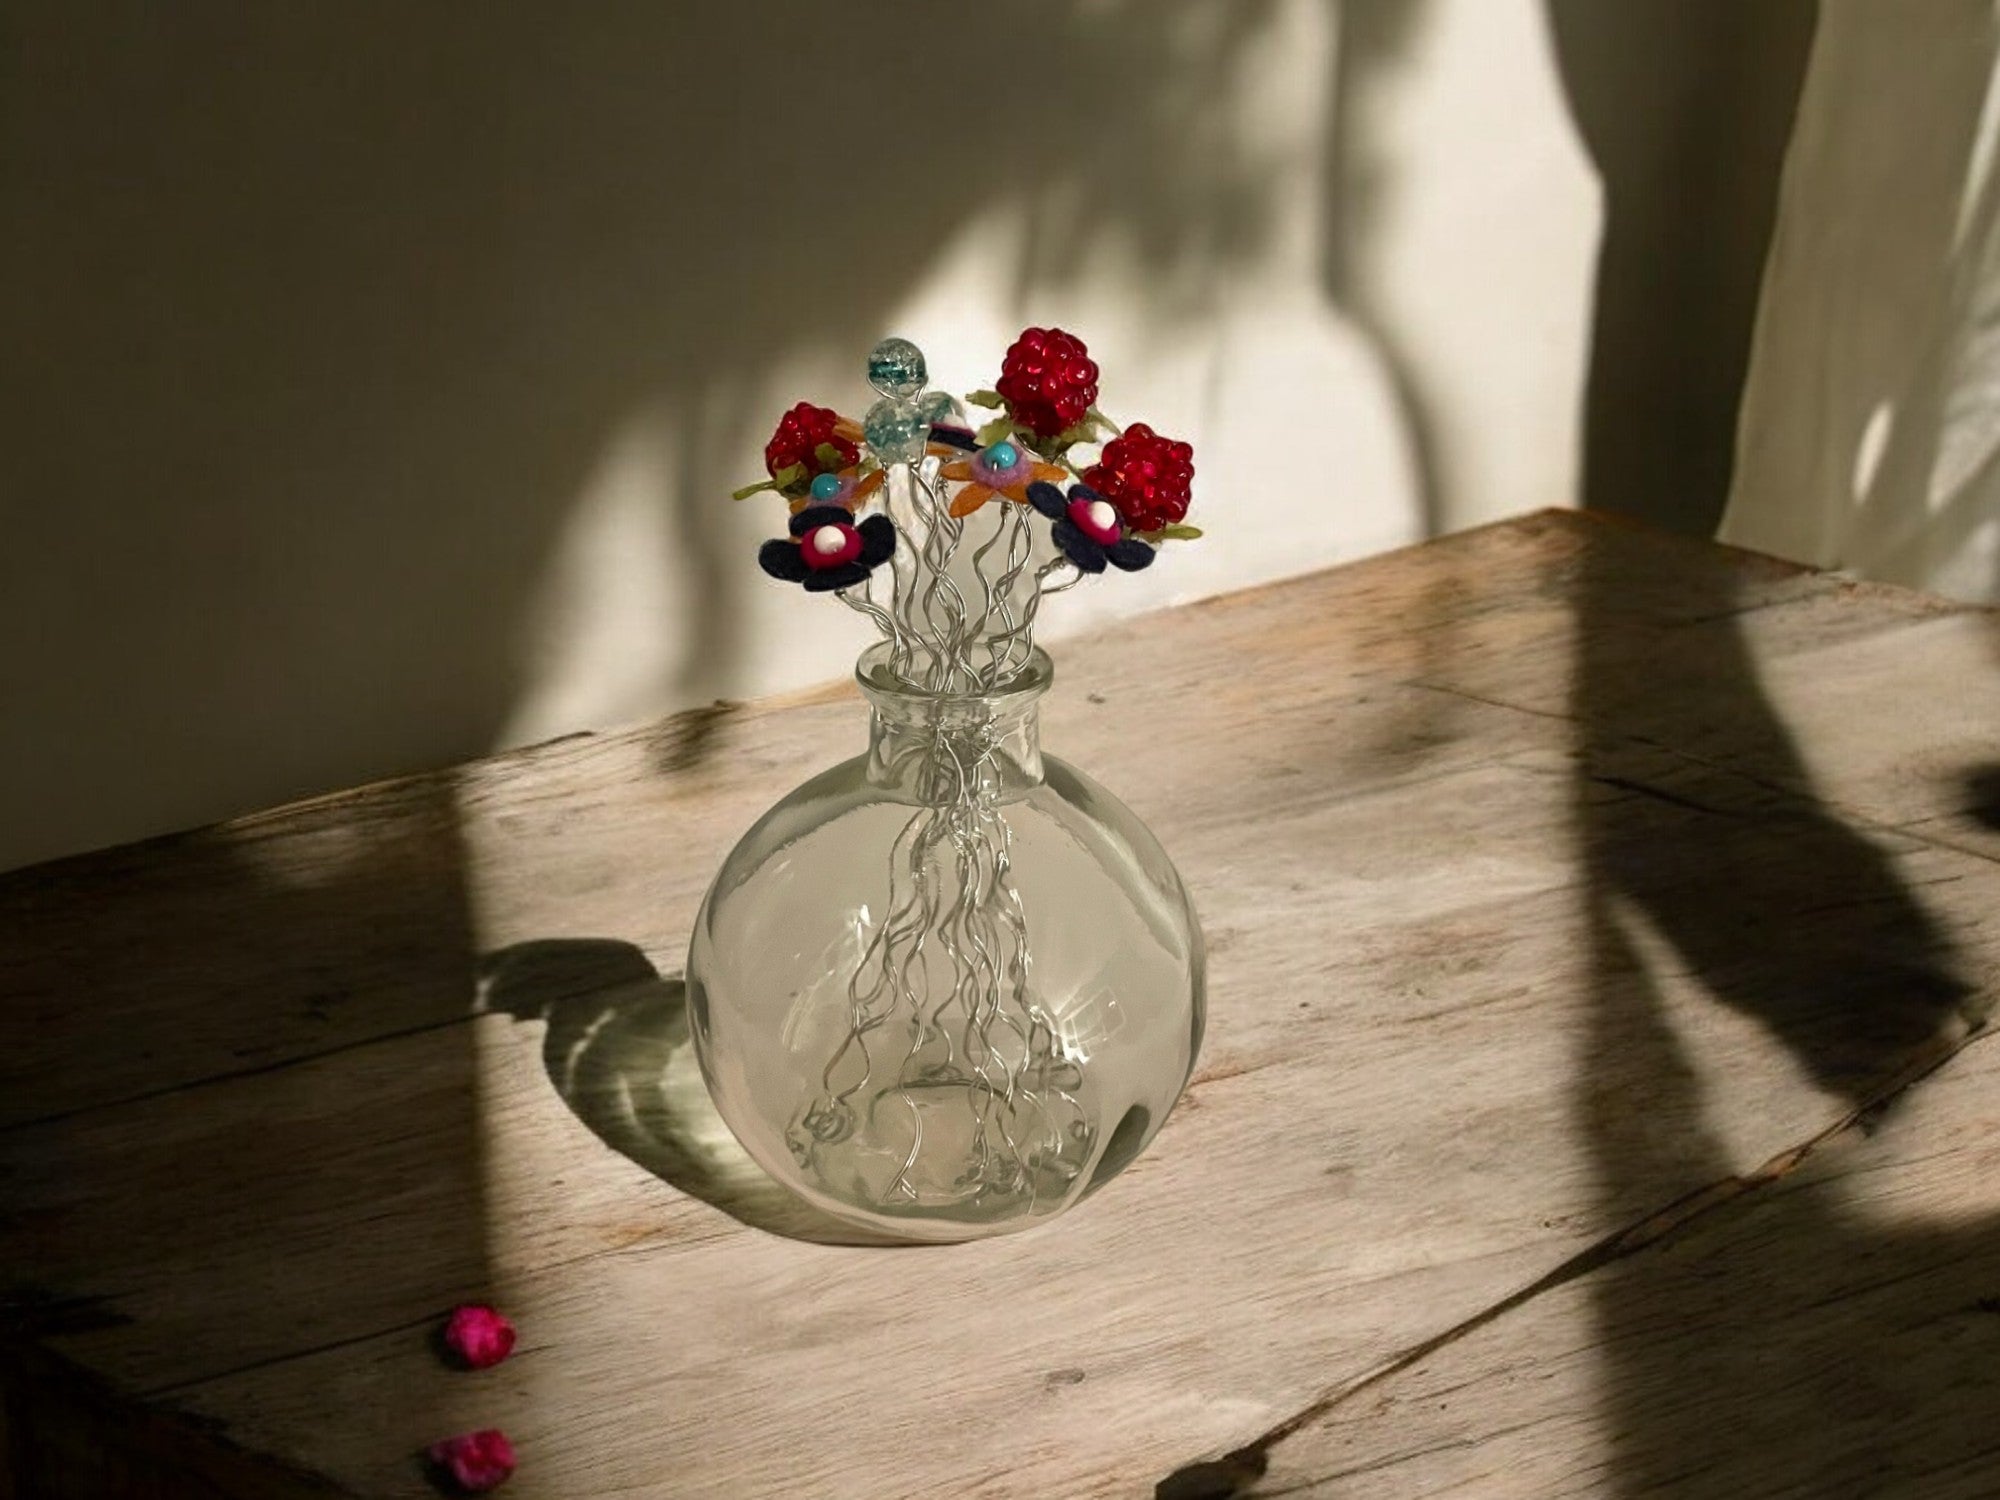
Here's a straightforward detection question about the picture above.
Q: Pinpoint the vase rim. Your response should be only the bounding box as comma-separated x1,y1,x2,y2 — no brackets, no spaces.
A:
853,643,1053,712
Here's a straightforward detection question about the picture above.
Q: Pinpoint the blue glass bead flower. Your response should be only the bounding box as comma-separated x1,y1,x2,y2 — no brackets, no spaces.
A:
863,397,929,467
866,337,928,400
918,388,962,425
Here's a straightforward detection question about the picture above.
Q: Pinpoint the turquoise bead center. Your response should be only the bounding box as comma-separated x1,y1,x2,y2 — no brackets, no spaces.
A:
810,472,844,501
986,440,1019,470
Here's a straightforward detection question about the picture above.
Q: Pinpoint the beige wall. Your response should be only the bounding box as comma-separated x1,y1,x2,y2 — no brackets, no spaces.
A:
0,2,1804,871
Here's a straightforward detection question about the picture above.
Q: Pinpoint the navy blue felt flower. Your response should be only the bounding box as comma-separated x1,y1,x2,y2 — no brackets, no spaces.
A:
1026,481,1155,575
759,504,897,593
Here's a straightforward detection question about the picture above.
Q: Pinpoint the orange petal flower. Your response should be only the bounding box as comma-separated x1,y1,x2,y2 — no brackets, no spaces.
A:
950,483,995,518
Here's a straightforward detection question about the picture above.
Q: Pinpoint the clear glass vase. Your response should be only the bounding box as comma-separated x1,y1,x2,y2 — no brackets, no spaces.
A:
686,643,1204,1242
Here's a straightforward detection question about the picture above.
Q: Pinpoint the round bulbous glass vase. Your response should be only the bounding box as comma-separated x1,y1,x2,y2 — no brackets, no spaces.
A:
686,645,1204,1243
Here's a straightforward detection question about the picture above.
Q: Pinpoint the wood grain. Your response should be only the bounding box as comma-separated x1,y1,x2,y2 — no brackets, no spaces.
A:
2,513,1994,1497
1236,1029,2000,1498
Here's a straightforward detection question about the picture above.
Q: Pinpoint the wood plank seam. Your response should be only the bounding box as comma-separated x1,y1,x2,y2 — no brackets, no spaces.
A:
1152,1023,1996,1500
136,1312,446,1406
1413,671,2000,877
0,1015,476,1136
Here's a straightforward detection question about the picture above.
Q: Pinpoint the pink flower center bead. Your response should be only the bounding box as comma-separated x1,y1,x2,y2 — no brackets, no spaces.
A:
1069,496,1122,545
802,524,862,570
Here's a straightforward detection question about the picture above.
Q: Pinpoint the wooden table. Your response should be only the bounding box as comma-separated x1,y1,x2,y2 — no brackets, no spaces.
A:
4,512,1997,1499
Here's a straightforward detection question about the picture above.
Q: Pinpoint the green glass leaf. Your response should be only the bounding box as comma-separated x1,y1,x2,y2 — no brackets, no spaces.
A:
1160,523,1204,541
771,462,807,491
1085,406,1122,437
965,389,1004,409
731,479,776,501
813,442,847,472
1053,423,1099,450
974,414,1016,447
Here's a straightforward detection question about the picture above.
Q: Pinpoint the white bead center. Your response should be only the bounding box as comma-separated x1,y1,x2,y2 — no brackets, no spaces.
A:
811,527,847,556
1086,500,1117,533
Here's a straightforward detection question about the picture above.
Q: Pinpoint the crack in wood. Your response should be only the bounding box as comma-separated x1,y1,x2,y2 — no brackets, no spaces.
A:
1889,820,2000,872
1403,680,1583,725
1245,1416,1553,1499
1787,873,1969,919
140,1309,446,1403
0,1013,477,1134
1581,772,1739,820
1151,1024,1993,1500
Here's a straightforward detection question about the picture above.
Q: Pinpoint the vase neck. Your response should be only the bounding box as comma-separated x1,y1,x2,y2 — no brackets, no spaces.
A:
856,647,1051,800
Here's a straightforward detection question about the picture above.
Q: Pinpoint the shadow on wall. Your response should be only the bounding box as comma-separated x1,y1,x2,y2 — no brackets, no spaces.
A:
1546,0,1816,535
0,1,1284,872
1323,0,1813,541
1322,0,1444,536
0,0,1823,873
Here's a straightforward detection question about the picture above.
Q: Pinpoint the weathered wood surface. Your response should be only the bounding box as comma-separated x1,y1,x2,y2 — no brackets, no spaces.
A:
2,511,1995,1498
1240,1029,2000,1498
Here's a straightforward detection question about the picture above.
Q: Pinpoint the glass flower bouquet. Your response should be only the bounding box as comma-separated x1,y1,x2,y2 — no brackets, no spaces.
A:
687,330,1206,1242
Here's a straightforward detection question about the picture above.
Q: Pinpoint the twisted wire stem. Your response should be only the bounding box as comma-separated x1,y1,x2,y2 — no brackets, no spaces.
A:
838,457,1077,696
792,452,1090,1214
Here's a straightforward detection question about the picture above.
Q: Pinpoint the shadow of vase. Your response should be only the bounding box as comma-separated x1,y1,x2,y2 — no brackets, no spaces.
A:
479,937,900,1248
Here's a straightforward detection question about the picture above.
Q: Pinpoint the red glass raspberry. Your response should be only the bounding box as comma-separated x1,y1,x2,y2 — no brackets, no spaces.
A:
1083,423,1194,534
996,327,1099,440
763,402,858,493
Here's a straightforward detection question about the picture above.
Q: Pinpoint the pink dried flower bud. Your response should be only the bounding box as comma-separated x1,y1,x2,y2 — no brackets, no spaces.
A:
442,1304,516,1370
428,1428,516,1493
